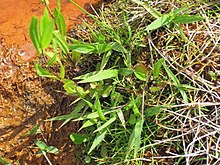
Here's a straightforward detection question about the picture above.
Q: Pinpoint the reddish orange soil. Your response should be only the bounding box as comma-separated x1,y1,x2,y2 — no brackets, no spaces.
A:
0,0,102,164
0,0,98,46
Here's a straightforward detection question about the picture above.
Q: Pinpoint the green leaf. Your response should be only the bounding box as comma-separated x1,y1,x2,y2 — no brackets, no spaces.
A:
145,106,164,116
0,156,12,165
35,140,48,151
79,119,97,131
95,93,107,121
69,43,96,54
111,42,128,53
95,44,112,54
78,69,118,83
100,50,111,70
128,114,137,125
28,124,40,136
40,8,54,49
153,58,164,79
46,146,59,154
70,133,89,144
164,65,188,103
88,128,108,154
35,63,59,80
46,101,86,128
126,119,144,159
119,68,133,76
29,16,41,54
53,30,69,54
173,15,205,24
134,64,148,81
54,9,66,37
94,115,116,133
146,14,170,31
134,119,144,158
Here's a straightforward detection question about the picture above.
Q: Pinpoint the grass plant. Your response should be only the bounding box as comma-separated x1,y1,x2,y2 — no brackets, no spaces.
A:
29,0,220,164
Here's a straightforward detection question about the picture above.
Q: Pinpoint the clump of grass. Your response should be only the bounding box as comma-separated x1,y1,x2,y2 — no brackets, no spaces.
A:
29,0,220,164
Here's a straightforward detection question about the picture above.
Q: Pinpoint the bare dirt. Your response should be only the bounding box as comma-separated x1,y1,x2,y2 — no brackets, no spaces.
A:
0,0,101,164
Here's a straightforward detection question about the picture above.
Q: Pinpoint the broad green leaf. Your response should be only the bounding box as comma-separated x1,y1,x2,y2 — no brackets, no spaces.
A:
79,119,97,131
128,114,137,125
153,58,164,79
35,140,48,150
53,30,69,54
69,44,96,54
94,115,116,133
146,14,170,31
70,133,89,144
29,16,41,54
111,42,128,53
134,119,144,158
40,11,54,49
95,94,107,121
54,9,66,37
145,106,164,116
119,68,133,76
35,63,59,80
40,8,51,37
173,15,205,24
78,69,118,83
95,44,111,54
88,128,108,154
46,146,59,154
134,64,148,81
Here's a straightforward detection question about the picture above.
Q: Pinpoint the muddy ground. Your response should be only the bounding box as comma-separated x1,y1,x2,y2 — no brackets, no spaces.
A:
0,0,102,164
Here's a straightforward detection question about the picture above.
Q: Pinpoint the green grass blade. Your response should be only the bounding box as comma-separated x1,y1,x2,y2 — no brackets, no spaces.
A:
78,69,118,83
94,115,117,133
164,65,188,103
95,93,107,121
88,127,108,154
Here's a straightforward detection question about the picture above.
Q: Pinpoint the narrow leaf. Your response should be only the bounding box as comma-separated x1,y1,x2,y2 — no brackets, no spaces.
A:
53,30,69,54
29,16,41,54
153,58,164,79
88,128,108,154
146,14,170,31
94,115,116,133
78,69,118,83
